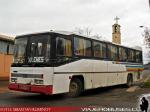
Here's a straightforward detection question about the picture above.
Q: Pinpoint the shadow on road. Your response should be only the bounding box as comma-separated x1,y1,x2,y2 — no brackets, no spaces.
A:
13,93,66,102
12,84,126,102
81,84,126,97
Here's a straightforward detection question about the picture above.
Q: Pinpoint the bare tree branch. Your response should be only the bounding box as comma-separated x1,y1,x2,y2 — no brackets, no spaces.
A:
74,27,92,37
92,34,102,40
142,27,150,62
73,27,103,40
143,27,150,48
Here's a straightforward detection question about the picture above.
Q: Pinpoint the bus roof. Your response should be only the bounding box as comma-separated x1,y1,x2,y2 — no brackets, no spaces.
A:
16,30,142,51
0,34,14,42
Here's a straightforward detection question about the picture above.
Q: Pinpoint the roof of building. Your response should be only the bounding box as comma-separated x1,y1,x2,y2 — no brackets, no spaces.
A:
0,34,14,42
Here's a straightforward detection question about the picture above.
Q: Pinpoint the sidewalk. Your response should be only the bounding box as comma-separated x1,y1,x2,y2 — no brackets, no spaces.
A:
0,76,9,81
0,81,9,93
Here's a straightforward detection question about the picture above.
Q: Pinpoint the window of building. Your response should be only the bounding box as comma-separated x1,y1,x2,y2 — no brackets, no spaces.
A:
8,43,14,55
107,44,118,61
0,40,7,54
93,41,106,58
0,40,14,55
74,37,92,57
119,47,127,61
56,37,72,57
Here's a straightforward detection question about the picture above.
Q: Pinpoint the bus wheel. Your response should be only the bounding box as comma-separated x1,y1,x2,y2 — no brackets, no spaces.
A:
67,78,83,97
126,75,133,87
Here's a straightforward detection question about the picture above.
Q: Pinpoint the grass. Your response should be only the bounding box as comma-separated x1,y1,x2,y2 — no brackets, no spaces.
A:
143,77,150,88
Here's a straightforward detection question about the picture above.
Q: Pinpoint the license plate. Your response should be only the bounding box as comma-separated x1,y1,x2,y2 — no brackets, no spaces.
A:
19,85,30,91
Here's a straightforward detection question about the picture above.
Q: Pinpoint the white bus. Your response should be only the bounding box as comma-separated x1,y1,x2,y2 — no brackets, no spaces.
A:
9,31,143,97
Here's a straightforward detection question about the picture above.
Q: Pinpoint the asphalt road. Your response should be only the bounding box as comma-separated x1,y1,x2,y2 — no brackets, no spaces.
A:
0,81,150,110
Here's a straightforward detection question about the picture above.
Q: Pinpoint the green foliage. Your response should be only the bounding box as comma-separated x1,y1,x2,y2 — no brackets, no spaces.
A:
142,76,150,88
143,81,150,88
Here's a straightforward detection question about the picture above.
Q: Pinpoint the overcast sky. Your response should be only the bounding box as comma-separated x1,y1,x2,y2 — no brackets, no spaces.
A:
0,0,150,62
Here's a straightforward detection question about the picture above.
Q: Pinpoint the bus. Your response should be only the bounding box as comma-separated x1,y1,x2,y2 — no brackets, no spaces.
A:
8,31,143,97
0,34,14,80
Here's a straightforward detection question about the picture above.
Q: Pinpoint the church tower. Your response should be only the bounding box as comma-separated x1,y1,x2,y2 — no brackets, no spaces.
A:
112,16,121,44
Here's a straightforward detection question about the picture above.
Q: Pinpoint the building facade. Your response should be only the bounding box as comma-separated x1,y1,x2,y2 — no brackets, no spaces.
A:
0,34,14,80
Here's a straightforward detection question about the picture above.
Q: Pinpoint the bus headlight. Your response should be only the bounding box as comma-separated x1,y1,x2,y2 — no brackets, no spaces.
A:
11,78,17,83
34,79,43,84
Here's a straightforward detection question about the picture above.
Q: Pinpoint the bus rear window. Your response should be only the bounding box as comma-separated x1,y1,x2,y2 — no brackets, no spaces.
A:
28,35,51,63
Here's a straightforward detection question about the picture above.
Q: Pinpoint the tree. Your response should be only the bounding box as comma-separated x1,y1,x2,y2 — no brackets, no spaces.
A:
73,27,103,40
92,34,102,40
141,26,150,63
142,27,150,48
74,27,92,37
84,27,92,37
74,27,84,35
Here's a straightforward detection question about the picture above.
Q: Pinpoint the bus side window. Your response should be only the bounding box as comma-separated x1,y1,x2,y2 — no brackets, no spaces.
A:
128,49,136,62
140,51,143,63
136,51,139,63
119,47,127,62
56,37,72,57
136,51,142,63
93,41,106,58
107,44,118,61
74,37,92,57
85,39,92,56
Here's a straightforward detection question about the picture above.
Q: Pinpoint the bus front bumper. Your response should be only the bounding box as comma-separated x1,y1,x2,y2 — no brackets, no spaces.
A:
8,83,53,95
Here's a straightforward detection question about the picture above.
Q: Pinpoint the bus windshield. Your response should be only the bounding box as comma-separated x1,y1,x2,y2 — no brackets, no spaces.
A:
14,34,51,64
14,37,27,63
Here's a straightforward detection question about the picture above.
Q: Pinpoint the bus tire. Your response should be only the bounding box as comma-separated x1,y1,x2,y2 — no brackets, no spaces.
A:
67,78,83,97
126,74,133,87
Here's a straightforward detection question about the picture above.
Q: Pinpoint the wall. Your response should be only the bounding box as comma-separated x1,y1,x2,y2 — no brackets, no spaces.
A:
0,53,13,80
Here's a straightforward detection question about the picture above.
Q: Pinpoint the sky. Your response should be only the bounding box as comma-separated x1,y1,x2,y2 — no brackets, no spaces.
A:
0,0,150,63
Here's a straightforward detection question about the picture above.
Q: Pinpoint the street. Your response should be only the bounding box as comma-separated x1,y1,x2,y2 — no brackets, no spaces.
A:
0,81,150,109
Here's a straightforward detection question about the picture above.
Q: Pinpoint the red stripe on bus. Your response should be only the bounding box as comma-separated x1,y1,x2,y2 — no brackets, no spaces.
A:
8,83,53,95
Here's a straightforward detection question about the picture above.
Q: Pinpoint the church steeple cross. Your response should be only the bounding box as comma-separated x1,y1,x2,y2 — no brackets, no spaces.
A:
114,16,120,24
